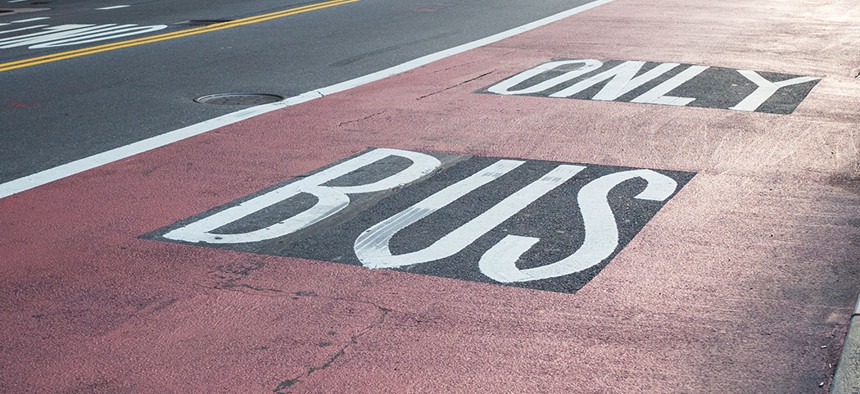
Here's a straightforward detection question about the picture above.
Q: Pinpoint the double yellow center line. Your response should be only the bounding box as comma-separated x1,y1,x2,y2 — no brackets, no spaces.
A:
0,0,359,73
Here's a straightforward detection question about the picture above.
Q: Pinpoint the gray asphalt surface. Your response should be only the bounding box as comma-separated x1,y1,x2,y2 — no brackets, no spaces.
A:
0,0,597,183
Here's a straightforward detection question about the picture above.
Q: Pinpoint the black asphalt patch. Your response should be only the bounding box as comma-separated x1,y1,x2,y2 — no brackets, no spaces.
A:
148,148,695,293
480,59,821,114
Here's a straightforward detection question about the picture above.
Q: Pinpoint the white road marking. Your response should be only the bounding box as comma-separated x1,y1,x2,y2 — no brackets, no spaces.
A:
631,65,709,106
28,24,167,48
96,5,131,10
487,59,602,95
730,70,821,111
0,0,615,200
0,24,168,49
164,149,441,244
355,162,583,270
164,145,678,283
0,25,47,35
7,0,27,3
11,17,50,24
480,169,677,283
487,59,820,112
0,24,117,48
549,61,679,99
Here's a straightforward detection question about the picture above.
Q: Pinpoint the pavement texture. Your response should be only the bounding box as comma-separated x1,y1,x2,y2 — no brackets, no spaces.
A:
3,0,860,392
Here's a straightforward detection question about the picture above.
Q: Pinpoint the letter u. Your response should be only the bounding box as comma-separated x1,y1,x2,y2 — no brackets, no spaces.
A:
355,162,585,269
478,169,678,283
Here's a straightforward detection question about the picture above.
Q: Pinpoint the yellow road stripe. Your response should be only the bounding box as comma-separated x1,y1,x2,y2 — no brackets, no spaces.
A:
0,0,354,65
0,0,359,72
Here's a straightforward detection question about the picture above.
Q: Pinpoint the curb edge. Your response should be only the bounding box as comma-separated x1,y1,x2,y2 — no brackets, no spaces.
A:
832,293,860,393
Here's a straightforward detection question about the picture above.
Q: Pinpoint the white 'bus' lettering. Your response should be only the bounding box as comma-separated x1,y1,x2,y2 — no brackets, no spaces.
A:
354,162,584,268
164,147,682,284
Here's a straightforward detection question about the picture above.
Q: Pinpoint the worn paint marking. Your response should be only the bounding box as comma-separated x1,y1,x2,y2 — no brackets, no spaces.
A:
148,148,695,293
0,23,168,49
482,59,821,114
96,5,131,10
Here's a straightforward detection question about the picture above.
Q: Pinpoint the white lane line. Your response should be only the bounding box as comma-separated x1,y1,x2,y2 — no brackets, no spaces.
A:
96,5,131,10
0,24,48,34
0,23,8,26
11,17,50,23
0,0,615,200
7,0,27,3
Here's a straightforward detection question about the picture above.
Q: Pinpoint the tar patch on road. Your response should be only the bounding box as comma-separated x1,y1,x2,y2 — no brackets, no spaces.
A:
480,59,821,114
147,148,695,293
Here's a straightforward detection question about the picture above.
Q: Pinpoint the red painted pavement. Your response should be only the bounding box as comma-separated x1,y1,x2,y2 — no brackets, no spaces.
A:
4,0,860,392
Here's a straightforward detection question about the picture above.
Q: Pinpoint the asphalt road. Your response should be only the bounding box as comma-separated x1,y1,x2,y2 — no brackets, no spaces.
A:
4,0,860,392
0,0,597,183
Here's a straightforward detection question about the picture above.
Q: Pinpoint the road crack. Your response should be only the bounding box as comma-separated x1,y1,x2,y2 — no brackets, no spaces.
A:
430,60,478,74
204,257,286,294
194,259,395,392
336,111,386,128
272,293,392,393
417,70,495,100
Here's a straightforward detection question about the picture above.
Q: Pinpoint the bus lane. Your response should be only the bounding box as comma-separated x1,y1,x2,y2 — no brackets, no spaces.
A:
3,0,860,392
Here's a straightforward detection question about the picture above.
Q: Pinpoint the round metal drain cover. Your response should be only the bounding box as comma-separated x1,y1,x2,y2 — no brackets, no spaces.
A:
194,93,284,106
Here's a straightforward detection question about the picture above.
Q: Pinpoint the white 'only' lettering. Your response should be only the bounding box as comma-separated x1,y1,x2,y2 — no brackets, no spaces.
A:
487,59,820,112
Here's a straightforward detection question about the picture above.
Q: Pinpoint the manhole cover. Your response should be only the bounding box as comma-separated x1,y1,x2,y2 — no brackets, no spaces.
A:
194,93,284,106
